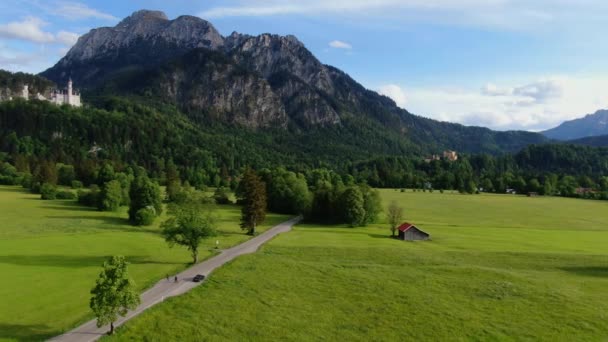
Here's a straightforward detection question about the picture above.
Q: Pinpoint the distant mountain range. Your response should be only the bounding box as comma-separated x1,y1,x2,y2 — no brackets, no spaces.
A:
39,10,548,155
542,109,608,141
566,134,608,147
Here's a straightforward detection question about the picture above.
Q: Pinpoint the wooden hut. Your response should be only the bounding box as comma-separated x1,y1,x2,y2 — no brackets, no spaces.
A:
397,223,430,241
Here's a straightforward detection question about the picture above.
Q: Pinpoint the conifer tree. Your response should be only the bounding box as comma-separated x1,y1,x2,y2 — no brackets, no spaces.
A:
239,168,267,235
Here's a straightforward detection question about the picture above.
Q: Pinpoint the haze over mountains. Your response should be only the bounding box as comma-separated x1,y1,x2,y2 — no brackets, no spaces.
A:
39,9,552,154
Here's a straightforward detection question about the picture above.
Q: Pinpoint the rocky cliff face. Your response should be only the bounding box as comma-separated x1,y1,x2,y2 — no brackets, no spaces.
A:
42,10,345,129
150,50,288,129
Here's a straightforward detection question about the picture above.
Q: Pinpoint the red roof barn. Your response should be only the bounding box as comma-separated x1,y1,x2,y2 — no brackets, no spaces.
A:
397,223,430,241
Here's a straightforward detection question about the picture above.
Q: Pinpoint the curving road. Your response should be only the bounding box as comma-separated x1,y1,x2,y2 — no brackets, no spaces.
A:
49,216,302,342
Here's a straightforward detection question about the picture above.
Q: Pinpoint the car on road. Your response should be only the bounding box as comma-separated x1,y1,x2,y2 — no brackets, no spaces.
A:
192,274,205,282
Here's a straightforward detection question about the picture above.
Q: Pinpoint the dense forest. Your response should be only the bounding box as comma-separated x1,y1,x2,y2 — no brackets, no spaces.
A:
1,96,608,204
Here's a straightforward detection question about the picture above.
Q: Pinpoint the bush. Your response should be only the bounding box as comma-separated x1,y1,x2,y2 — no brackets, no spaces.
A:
77,187,100,207
20,173,33,188
0,175,19,185
30,182,41,194
98,180,123,211
40,183,58,200
71,180,83,189
440,189,444,194
134,206,156,226
400,189,405,193
56,190,76,200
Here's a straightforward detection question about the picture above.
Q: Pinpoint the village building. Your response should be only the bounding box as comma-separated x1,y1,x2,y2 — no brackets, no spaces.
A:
425,150,458,163
575,187,596,196
443,150,458,161
397,223,430,241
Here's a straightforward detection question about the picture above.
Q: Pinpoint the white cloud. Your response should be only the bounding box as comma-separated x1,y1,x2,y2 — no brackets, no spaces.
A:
512,79,563,103
16,1,118,21
378,84,407,108
398,75,608,131
55,30,79,46
328,40,352,49
0,44,61,73
48,1,118,21
0,17,79,47
199,0,607,31
481,83,512,96
0,17,55,43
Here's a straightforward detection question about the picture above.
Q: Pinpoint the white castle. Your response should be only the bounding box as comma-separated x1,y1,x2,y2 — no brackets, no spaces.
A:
17,78,82,107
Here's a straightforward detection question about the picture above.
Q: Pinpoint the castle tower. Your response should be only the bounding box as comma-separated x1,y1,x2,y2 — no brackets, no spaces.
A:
67,78,73,104
22,85,29,100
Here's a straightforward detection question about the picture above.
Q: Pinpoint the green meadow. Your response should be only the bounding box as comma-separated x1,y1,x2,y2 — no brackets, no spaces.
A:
108,190,608,341
0,185,290,342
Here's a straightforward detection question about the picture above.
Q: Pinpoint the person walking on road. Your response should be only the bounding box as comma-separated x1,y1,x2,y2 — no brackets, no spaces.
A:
174,276,178,283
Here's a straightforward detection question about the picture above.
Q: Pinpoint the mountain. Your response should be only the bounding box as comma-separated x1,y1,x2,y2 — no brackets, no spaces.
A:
567,134,608,147
41,9,548,155
542,109,608,140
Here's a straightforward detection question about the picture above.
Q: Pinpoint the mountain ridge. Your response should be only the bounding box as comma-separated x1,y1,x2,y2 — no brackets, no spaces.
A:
542,109,608,140
40,9,547,154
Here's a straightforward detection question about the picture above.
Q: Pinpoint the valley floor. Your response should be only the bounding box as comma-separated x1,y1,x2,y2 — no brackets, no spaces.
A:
0,186,290,342
107,190,608,341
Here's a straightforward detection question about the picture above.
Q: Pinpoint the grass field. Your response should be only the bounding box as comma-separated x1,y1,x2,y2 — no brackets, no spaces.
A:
108,190,608,341
0,186,290,342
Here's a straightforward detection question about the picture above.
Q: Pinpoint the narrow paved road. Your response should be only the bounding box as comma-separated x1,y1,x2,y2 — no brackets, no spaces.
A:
49,216,302,342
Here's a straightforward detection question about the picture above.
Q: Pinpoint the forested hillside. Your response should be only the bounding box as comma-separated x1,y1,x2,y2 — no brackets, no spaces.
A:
2,98,607,200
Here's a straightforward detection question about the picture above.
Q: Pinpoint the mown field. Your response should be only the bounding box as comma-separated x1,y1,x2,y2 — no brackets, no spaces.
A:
0,185,290,342
108,190,608,341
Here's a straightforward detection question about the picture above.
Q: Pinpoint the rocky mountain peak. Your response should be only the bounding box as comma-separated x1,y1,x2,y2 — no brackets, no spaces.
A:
117,10,169,27
58,10,224,65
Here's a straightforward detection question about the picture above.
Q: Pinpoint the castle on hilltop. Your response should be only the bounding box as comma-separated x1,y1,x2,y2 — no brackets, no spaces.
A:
46,79,82,107
16,78,82,107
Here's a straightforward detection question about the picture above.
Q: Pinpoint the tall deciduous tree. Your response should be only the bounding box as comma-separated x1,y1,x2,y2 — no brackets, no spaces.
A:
161,201,217,263
386,201,404,237
239,168,267,235
340,186,366,227
128,175,162,226
98,180,123,211
90,256,140,335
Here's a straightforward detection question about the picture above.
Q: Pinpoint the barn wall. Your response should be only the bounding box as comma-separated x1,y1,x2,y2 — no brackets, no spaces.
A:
404,227,429,241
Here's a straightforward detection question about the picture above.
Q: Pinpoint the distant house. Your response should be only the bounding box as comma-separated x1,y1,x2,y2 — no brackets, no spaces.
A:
575,187,596,195
397,223,430,241
443,150,458,161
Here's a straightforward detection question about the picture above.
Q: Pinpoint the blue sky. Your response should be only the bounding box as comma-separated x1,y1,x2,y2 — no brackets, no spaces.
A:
1,0,607,131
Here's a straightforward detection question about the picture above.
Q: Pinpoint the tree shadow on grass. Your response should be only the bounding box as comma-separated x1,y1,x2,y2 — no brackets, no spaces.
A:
0,323,55,342
41,200,97,212
47,214,131,226
368,233,394,239
560,267,608,278
0,255,182,268
0,186,29,194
